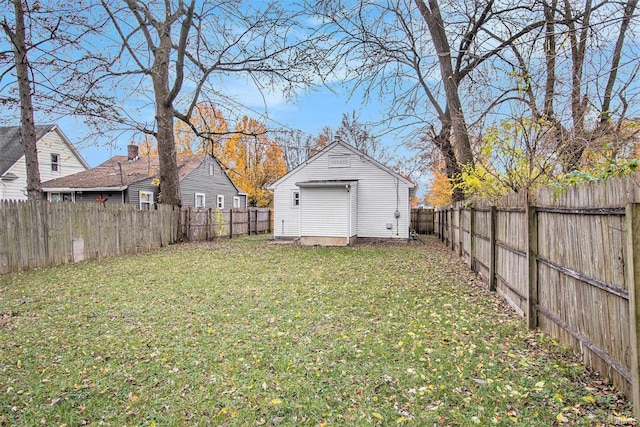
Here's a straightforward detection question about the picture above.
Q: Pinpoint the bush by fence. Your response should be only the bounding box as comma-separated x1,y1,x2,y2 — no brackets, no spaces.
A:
435,171,640,414
0,201,180,274
180,207,273,241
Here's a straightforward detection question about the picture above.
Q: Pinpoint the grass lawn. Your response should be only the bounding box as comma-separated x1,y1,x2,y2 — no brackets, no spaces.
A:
0,235,634,426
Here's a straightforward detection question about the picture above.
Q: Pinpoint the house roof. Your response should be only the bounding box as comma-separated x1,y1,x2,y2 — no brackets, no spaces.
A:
269,140,415,189
0,124,52,175
42,153,208,191
0,124,89,176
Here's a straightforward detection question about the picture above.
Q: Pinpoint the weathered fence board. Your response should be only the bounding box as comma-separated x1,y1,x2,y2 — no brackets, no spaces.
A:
410,208,434,234
179,207,272,242
436,171,640,413
0,201,179,274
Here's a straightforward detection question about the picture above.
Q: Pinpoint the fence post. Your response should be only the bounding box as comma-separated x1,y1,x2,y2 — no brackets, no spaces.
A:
526,199,538,329
458,207,463,257
448,208,453,249
186,207,191,242
626,203,640,416
229,209,233,239
206,208,211,241
469,205,475,270
489,206,497,292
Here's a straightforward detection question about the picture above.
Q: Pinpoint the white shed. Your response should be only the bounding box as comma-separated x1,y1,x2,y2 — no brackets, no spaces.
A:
269,140,415,246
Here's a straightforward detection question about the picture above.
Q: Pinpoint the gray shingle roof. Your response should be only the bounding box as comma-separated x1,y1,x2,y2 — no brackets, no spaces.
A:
0,124,56,175
42,153,207,190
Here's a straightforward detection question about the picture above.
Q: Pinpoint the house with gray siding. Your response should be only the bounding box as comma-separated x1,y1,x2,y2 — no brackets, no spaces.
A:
42,145,247,209
0,125,89,200
269,140,415,246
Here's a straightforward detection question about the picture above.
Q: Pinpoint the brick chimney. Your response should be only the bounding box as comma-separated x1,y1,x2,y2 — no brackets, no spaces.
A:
127,144,139,161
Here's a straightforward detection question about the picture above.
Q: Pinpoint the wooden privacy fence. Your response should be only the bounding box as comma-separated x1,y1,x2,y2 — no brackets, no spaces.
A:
435,172,640,415
0,200,179,274
180,207,273,241
411,208,435,234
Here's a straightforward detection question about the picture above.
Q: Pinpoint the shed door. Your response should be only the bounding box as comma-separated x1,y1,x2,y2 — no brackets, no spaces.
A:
300,186,348,237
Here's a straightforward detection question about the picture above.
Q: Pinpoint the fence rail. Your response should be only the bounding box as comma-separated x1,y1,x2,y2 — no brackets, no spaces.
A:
410,208,435,234
180,207,273,242
0,201,179,274
435,172,640,415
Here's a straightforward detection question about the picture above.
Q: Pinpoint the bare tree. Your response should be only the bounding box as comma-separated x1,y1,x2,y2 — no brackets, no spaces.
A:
309,0,550,200
95,0,323,206
2,0,41,199
1,0,110,199
505,0,639,173
335,110,391,163
272,130,315,171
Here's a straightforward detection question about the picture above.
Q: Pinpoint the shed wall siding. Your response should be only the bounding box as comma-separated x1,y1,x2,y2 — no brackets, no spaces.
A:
2,130,87,201
273,144,411,239
74,191,125,205
180,158,240,209
273,186,300,237
128,179,157,208
350,181,358,236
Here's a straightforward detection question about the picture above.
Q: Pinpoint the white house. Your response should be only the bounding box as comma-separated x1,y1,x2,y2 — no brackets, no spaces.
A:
269,140,415,246
0,125,89,201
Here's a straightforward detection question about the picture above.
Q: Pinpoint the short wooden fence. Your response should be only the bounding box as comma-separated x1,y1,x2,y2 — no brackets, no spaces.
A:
435,172,640,415
411,208,434,234
0,201,179,274
180,207,273,241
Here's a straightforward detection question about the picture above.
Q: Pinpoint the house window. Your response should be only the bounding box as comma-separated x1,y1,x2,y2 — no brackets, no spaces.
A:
51,153,60,172
233,196,241,208
328,155,350,168
209,164,215,176
49,192,73,202
139,191,153,210
195,192,206,208
217,195,224,209
292,191,300,207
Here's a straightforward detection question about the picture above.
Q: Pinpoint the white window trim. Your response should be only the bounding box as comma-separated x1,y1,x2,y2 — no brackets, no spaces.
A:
233,196,240,208
217,195,224,209
51,153,61,173
292,190,300,208
139,191,154,210
195,192,206,208
48,192,74,202
209,164,215,176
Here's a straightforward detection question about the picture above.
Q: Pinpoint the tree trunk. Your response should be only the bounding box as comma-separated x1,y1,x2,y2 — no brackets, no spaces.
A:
8,0,42,200
415,0,474,168
152,23,181,206
560,0,592,171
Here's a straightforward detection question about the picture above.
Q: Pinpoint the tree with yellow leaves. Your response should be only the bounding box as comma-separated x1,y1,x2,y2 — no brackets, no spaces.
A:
223,116,286,207
174,103,229,155
425,169,452,207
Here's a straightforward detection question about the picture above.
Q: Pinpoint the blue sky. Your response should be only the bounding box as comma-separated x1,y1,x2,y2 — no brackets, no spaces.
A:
57,79,425,193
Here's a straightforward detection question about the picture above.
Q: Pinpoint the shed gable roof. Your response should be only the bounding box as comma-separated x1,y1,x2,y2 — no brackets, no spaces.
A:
269,140,414,189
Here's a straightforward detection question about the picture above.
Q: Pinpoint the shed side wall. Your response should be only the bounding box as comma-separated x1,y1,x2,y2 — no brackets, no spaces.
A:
273,144,411,239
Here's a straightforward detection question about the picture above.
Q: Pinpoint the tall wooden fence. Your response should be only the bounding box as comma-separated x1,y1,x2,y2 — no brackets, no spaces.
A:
435,172,640,414
0,200,180,274
411,208,435,234
180,207,273,241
